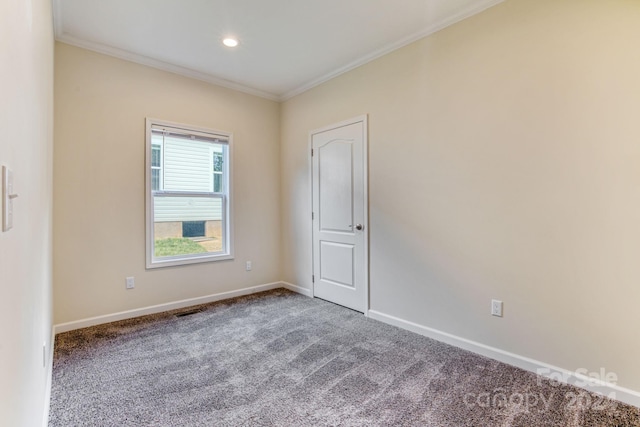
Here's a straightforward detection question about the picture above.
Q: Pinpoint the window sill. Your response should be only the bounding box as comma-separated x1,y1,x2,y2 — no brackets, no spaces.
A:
146,252,234,269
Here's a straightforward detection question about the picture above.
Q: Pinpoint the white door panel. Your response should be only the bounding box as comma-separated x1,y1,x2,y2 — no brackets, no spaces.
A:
320,241,355,288
318,141,353,232
312,117,367,313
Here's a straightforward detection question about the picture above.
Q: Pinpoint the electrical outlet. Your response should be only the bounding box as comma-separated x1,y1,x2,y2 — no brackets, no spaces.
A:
491,299,503,317
126,276,135,289
245,261,252,271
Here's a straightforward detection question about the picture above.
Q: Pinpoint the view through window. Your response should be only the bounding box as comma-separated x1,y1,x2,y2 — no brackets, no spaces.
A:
146,119,232,268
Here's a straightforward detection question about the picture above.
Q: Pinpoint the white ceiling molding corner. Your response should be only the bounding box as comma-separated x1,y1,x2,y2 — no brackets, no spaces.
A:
280,0,504,101
54,34,280,101
52,0,63,38
52,0,505,102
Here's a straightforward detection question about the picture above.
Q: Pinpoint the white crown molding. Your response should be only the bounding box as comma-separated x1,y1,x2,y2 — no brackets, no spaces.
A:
54,33,280,102
280,0,504,101
52,0,63,38
52,0,503,102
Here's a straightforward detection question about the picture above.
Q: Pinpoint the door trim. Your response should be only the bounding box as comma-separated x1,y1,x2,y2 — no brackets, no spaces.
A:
309,115,369,315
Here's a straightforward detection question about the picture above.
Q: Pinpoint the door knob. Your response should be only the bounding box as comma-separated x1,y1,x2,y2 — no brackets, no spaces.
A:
355,224,363,231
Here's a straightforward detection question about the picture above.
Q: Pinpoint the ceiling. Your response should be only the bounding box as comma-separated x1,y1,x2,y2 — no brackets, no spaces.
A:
53,0,503,101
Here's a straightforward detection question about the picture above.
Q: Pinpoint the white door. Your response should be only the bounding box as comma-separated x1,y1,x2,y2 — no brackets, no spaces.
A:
312,116,368,313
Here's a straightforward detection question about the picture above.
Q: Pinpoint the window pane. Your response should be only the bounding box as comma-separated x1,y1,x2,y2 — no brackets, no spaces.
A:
163,137,223,192
151,145,161,167
153,196,224,256
213,152,223,172
151,169,160,191
213,173,222,193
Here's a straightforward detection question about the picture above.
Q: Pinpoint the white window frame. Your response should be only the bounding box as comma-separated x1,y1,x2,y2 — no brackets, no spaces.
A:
145,118,234,269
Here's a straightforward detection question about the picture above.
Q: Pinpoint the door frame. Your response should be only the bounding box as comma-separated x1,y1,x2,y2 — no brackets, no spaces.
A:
309,115,369,315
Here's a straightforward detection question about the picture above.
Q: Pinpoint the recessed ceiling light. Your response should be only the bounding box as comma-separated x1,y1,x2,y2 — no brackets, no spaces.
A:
222,38,238,48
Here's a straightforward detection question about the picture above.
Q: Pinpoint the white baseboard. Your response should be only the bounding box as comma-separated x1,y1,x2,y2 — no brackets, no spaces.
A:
54,282,286,334
368,309,640,409
42,325,55,427
281,281,313,297
50,281,639,409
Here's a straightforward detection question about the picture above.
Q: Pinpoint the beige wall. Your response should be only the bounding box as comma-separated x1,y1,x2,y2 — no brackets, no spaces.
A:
0,0,54,425
54,43,281,324
281,0,640,393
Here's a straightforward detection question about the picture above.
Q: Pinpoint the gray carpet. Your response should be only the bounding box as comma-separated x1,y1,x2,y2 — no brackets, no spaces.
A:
49,289,640,426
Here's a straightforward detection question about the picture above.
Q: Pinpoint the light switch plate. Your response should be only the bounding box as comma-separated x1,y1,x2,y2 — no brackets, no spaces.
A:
3,166,15,231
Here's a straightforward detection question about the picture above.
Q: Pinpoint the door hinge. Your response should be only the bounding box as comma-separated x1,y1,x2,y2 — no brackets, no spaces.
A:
312,275,315,283
311,148,314,156
312,212,314,220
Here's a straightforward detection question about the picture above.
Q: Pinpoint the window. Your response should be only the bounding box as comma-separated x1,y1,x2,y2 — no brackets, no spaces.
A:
146,118,233,268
